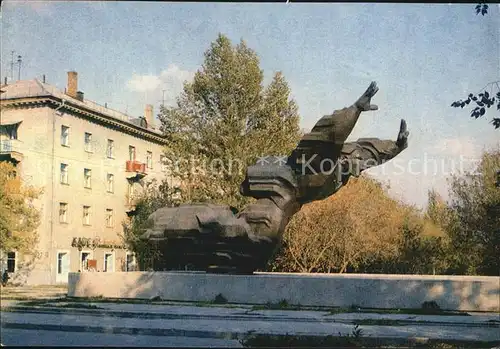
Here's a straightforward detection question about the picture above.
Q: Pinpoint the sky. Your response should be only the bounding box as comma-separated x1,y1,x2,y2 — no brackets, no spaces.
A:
1,1,499,208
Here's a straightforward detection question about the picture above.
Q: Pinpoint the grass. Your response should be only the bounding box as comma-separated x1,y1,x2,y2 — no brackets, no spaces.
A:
251,299,304,311
240,325,365,348
240,331,500,348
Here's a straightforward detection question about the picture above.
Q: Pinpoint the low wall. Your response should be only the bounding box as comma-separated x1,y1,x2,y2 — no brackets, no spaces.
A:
67,272,500,312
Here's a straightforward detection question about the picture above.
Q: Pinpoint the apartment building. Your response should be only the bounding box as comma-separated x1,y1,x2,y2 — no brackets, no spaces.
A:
0,72,172,285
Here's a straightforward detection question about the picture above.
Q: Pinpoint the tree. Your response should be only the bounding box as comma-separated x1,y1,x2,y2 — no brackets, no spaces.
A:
121,178,178,270
451,3,499,129
451,84,500,129
269,176,447,274
0,162,42,258
445,146,500,275
159,34,301,210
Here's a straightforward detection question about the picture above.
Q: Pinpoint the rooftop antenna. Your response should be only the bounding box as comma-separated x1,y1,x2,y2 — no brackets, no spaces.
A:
10,51,15,81
17,55,22,81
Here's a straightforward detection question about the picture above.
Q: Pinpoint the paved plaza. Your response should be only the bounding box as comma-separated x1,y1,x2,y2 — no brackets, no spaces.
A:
1,296,499,347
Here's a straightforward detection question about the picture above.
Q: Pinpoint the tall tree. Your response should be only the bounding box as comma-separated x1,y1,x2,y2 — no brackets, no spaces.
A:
446,147,500,275
159,34,301,210
0,162,41,256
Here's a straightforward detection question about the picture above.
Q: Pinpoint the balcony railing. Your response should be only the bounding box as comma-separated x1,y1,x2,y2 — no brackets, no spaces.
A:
125,160,146,173
1,139,13,152
0,139,23,163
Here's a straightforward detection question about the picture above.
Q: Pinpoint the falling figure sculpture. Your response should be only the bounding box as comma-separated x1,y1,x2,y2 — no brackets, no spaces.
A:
141,82,410,274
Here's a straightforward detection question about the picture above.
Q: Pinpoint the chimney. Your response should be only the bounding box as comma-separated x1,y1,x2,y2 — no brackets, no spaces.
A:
76,91,84,101
144,104,154,129
67,71,78,98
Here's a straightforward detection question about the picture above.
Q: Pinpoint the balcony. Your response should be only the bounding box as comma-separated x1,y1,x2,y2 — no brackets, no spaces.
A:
125,160,147,181
0,139,23,164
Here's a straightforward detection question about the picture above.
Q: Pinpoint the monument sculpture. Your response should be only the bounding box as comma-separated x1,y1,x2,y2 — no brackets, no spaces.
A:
141,82,410,274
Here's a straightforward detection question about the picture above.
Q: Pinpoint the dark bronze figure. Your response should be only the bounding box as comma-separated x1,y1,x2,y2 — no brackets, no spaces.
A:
141,82,409,274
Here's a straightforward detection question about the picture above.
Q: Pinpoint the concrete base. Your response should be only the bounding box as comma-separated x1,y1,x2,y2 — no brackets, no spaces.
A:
67,272,500,312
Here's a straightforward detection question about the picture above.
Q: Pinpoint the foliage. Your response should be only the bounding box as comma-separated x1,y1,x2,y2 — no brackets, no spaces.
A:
240,325,365,348
120,178,177,270
475,2,489,15
159,33,301,210
270,146,500,276
451,4,499,129
445,146,500,275
0,162,42,256
388,217,449,275
451,84,500,129
269,176,447,274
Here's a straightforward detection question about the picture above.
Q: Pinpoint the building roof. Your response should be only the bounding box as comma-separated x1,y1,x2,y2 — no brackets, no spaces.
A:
0,79,166,144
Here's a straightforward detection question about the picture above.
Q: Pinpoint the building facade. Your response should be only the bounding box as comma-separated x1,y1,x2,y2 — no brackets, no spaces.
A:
0,72,173,285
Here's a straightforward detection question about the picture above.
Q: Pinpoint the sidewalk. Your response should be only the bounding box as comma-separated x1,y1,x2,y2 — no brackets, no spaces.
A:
2,299,499,344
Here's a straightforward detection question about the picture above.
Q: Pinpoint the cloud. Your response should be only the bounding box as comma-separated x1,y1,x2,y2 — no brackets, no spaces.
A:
127,75,162,93
126,64,195,106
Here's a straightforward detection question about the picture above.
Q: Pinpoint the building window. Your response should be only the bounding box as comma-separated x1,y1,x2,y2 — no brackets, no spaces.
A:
57,252,69,274
105,209,114,228
129,145,136,161
106,173,114,193
107,139,114,158
0,123,19,140
60,163,69,184
104,253,114,272
7,252,16,273
146,151,153,169
57,253,63,274
80,252,91,271
61,125,70,146
84,132,93,152
160,155,168,172
83,206,91,225
59,203,68,223
84,169,92,189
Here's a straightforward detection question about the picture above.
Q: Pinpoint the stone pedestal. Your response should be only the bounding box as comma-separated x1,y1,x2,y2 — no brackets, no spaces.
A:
68,272,500,312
